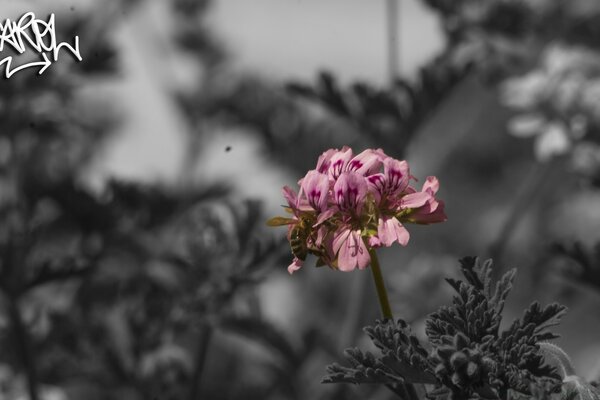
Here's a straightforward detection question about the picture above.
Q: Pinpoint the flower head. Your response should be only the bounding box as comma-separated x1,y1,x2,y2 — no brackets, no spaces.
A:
267,147,447,273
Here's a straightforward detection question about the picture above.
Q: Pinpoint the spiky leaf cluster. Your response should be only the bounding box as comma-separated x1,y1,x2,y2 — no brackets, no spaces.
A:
324,257,567,400
323,319,436,386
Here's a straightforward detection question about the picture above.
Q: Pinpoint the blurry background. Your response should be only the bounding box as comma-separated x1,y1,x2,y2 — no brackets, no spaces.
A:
1,0,600,399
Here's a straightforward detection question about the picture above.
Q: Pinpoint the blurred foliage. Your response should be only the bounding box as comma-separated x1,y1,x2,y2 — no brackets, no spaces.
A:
0,0,599,399
420,0,600,183
551,242,600,296
285,56,468,158
324,257,572,400
0,2,280,400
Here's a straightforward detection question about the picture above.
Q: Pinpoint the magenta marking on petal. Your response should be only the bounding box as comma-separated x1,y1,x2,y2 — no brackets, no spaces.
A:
316,149,336,174
301,170,330,211
328,148,353,180
337,230,369,271
333,171,368,211
348,160,362,171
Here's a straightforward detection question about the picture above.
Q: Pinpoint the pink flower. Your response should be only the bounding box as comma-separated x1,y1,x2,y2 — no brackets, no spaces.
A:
317,147,383,181
267,147,447,274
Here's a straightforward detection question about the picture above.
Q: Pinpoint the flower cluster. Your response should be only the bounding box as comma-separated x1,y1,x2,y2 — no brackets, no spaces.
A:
268,147,446,274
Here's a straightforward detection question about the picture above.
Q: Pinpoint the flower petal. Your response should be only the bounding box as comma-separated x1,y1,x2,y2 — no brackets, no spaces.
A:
383,158,410,194
332,228,351,255
282,186,298,209
337,230,370,271
301,170,330,211
314,207,336,227
377,217,410,247
288,257,304,274
328,147,353,180
410,201,447,224
346,149,383,176
422,176,440,195
367,173,385,203
333,171,368,211
401,191,431,209
316,148,337,174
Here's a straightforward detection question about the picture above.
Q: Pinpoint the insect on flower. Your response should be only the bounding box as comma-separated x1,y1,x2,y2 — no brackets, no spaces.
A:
268,147,447,274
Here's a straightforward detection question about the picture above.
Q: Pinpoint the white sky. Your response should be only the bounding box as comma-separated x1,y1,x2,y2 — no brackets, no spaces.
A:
210,0,443,84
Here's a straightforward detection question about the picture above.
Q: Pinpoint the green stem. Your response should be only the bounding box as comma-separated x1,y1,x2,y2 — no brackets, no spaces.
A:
368,248,393,320
369,248,424,400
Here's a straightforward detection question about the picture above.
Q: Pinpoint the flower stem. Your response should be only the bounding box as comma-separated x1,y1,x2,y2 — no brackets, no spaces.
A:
7,297,39,400
188,323,213,400
368,248,393,320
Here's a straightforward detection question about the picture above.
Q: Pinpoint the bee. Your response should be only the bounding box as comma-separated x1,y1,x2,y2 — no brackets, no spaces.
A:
267,214,313,261
289,219,310,261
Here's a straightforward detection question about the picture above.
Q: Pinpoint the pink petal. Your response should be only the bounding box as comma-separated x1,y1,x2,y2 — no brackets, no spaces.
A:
314,207,336,227
346,149,383,176
410,201,447,224
401,191,431,209
368,235,382,248
282,186,298,209
367,173,386,198
333,171,368,211
328,147,353,180
301,170,330,211
422,176,440,195
332,228,351,255
316,149,337,174
336,230,370,271
383,158,410,194
287,257,304,274
377,217,410,247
